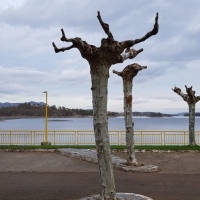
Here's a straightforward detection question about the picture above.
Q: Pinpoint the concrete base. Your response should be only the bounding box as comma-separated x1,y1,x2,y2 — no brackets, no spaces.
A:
41,141,51,146
80,192,153,200
57,149,159,173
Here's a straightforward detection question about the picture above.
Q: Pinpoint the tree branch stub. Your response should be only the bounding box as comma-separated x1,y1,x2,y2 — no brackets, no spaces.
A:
173,85,200,104
97,11,114,41
120,13,159,49
113,63,147,81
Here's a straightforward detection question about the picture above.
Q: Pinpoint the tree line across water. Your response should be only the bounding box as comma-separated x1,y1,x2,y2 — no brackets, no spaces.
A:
0,103,119,117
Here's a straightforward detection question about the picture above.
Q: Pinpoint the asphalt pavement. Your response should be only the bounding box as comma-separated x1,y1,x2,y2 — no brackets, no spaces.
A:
0,150,200,200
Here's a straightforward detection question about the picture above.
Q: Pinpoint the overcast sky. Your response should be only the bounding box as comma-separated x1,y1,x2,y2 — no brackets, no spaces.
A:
0,0,200,114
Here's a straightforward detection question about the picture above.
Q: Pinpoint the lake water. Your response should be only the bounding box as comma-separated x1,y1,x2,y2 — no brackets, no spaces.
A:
1,116,200,130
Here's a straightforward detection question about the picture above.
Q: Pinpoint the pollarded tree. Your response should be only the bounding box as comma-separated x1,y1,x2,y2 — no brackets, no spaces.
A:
113,63,147,166
53,11,159,200
172,85,200,146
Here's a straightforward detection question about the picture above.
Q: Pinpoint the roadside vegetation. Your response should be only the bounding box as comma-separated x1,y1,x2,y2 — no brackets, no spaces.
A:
0,103,118,117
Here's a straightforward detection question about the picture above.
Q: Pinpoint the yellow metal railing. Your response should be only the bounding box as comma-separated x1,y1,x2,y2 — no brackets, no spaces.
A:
0,130,200,145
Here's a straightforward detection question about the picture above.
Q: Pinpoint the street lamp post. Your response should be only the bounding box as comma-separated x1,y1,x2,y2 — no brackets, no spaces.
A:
41,91,51,146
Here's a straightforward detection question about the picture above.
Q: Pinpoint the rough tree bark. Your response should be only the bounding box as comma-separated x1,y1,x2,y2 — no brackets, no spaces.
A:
53,11,159,199
172,85,200,146
113,63,147,166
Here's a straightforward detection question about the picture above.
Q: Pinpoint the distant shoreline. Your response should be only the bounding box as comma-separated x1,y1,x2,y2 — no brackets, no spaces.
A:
0,115,187,121
0,115,94,121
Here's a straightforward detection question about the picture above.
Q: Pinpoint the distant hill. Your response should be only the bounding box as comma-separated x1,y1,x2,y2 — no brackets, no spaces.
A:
0,101,45,108
0,102,191,117
184,112,200,116
132,111,172,117
175,112,188,116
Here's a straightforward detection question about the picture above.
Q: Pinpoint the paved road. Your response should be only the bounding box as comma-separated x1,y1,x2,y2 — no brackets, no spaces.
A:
0,151,200,200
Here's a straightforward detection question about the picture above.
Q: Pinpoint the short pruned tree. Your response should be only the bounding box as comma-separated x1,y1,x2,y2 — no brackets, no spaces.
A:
113,63,147,166
53,11,159,200
172,85,200,146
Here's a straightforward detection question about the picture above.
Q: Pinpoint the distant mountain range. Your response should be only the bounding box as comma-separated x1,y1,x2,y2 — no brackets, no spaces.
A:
0,101,45,108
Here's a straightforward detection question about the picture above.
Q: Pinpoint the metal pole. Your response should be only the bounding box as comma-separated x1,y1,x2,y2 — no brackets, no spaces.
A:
45,91,48,142
41,90,49,145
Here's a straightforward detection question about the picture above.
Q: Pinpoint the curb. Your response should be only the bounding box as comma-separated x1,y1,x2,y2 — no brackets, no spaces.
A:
80,193,153,200
1,148,200,153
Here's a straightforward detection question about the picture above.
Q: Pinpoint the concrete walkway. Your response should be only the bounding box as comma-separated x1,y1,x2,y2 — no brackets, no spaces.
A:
1,149,200,199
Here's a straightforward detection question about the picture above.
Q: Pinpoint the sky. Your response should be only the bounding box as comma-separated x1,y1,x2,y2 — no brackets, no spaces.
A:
0,0,200,114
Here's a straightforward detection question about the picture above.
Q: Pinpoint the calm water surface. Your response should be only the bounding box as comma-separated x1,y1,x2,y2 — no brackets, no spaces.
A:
1,117,200,130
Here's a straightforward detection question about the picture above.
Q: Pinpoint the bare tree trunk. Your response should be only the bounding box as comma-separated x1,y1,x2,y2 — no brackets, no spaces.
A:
113,64,146,165
91,65,116,200
53,11,159,198
172,85,200,146
123,79,137,165
188,103,196,146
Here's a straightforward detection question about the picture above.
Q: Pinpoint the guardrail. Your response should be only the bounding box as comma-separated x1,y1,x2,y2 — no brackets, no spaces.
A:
0,130,200,145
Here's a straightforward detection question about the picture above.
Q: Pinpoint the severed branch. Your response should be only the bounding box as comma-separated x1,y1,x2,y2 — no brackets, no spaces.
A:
52,28,95,55
121,48,143,62
122,13,159,49
185,85,196,97
97,11,114,41
111,48,143,65
52,28,77,53
172,86,187,100
60,28,68,42
134,13,159,45
172,85,200,103
112,69,121,76
52,42,75,53
196,96,200,103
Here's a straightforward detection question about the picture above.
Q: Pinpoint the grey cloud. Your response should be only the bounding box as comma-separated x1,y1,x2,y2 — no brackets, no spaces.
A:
1,0,200,111
109,97,148,104
58,68,90,83
1,0,200,65
109,97,123,101
133,98,149,104
0,66,90,85
0,66,50,83
0,81,25,94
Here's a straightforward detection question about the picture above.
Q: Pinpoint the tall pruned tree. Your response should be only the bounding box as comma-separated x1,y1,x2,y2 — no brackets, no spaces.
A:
53,11,159,200
172,85,200,146
113,63,147,166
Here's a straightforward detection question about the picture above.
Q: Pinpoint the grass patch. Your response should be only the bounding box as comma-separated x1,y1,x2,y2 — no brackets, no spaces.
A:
135,145,200,150
0,145,96,149
0,145,200,150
